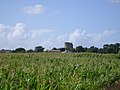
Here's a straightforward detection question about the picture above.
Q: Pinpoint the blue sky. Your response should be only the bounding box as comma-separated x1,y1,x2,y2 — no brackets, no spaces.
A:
0,0,120,50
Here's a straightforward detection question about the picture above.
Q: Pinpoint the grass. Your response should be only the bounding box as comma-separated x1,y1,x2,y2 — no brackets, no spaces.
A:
0,53,120,90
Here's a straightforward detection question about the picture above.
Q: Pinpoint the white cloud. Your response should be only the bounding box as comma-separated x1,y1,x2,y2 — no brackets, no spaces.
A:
8,23,28,39
0,23,118,49
93,30,115,42
68,29,116,47
110,0,120,3
23,4,45,14
0,23,53,49
39,29,116,49
0,24,7,32
69,29,86,42
68,29,89,47
31,29,54,38
41,34,67,50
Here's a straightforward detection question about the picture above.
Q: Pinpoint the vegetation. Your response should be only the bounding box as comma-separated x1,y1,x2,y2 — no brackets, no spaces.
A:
0,53,120,90
0,43,119,54
53,43,120,54
35,46,44,52
14,48,26,53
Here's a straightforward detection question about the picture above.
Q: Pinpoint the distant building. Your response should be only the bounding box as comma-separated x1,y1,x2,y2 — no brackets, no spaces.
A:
0,49,11,53
64,42,73,52
48,50,61,53
64,42,73,49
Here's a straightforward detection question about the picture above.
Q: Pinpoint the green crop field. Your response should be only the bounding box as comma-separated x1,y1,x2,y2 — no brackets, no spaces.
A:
0,53,120,90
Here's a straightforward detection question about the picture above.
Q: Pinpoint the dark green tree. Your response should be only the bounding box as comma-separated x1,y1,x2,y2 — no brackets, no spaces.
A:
98,48,104,53
76,46,84,52
83,47,88,52
15,47,26,53
114,43,120,54
103,44,110,53
70,48,76,52
27,49,34,53
87,46,98,53
35,46,44,52
58,48,65,52
52,47,57,50
103,43,120,54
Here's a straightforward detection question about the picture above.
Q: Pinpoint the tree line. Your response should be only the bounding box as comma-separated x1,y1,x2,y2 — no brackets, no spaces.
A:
0,43,120,54
53,43,120,54
11,46,44,53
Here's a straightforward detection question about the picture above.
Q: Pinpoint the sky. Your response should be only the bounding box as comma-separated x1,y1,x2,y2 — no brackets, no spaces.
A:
0,0,120,50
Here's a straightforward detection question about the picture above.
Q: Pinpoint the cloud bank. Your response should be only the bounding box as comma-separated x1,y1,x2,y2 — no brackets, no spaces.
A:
0,23,53,49
68,29,116,47
0,23,117,49
23,4,45,14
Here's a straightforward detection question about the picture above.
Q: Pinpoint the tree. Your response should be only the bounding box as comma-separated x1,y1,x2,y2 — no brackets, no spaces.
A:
70,48,76,52
114,43,120,54
83,47,88,52
58,48,65,52
76,46,84,52
35,46,44,52
98,48,104,53
15,47,26,53
52,47,57,50
87,46,98,53
102,43,120,54
27,49,34,53
103,44,111,53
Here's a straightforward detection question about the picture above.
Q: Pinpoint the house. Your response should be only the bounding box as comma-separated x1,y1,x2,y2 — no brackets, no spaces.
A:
48,50,61,53
0,49,11,53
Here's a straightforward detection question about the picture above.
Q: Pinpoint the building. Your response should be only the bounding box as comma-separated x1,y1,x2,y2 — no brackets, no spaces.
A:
48,50,61,53
0,49,11,53
64,42,73,50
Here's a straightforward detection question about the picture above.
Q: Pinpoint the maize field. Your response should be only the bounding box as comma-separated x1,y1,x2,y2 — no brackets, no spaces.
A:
0,53,120,90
